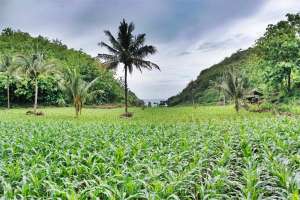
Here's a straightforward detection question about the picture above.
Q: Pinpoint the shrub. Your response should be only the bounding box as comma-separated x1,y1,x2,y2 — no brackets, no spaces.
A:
259,101,274,111
276,104,292,113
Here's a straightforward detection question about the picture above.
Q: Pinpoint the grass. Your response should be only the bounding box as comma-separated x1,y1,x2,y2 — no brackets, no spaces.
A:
0,106,299,199
0,106,272,123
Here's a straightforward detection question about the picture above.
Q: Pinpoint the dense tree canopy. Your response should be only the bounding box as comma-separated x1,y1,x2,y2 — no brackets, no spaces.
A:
257,15,300,93
0,28,140,107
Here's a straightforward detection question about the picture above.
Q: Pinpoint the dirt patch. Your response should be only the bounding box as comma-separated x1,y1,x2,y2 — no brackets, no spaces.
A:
26,110,44,116
92,104,123,109
276,111,294,117
250,109,271,113
120,112,133,118
250,109,294,117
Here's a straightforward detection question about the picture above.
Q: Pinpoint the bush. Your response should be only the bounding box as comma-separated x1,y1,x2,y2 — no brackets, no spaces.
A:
259,101,274,111
197,89,220,104
56,97,66,107
276,104,292,113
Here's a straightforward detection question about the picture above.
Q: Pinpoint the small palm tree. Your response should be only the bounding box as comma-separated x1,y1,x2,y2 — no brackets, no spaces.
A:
61,67,99,117
217,68,248,112
98,19,159,116
17,52,56,113
0,55,18,109
210,76,226,105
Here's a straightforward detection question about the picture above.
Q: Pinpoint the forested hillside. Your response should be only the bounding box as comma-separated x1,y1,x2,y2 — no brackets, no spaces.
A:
167,13,300,106
0,28,139,106
167,49,252,106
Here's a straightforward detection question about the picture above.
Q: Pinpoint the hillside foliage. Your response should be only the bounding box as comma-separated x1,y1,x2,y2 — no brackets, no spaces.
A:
0,28,139,107
167,13,300,106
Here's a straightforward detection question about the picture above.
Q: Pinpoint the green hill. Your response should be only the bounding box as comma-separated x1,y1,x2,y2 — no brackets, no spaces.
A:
167,49,252,106
167,13,300,106
0,28,139,106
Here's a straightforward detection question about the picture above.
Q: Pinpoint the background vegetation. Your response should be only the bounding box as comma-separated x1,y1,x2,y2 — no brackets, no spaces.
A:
0,11,299,200
0,28,140,107
167,13,300,106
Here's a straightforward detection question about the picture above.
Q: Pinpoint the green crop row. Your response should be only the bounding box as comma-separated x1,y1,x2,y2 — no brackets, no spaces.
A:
0,114,299,199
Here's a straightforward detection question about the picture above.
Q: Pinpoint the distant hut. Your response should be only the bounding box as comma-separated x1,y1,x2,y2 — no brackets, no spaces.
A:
245,89,263,104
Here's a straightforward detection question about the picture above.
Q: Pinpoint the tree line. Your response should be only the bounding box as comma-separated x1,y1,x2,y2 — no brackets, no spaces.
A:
0,19,159,117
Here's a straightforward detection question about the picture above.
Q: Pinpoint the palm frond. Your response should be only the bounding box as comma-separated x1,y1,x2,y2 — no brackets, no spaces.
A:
128,21,135,34
62,66,100,106
127,65,133,74
84,77,99,92
0,55,19,77
132,58,160,71
103,30,122,50
97,53,117,61
118,20,134,49
97,54,119,70
131,33,146,50
99,41,119,54
134,45,157,58
16,52,57,79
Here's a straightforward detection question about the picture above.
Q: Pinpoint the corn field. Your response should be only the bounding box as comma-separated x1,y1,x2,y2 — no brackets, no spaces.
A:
0,108,299,199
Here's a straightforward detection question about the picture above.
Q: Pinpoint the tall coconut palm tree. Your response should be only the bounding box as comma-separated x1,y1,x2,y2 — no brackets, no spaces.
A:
0,55,18,109
98,19,159,115
17,52,56,113
61,67,99,117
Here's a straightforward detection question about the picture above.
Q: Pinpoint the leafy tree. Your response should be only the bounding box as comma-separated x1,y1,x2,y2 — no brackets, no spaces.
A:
257,14,300,93
217,68,249,112
17,51,57,113
98,19,159,115
0,55,18,108
61,67,99,117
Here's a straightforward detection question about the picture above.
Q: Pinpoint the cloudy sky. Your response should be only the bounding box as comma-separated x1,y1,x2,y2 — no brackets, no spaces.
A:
1,0,300,100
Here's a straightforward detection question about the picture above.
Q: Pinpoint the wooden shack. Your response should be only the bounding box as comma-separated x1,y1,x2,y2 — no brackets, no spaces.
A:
245,89,263,104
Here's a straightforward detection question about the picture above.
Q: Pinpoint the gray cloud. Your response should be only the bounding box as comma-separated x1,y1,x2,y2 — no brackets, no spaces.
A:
177,51,191,56
197,34,250,52
0,0,299,99
197,39,233,52
0,0,263,43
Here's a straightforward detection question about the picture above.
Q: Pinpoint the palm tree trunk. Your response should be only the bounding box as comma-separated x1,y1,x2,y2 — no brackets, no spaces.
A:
34,79,38,113
287,72,291,93
80,101,82,115
7,84,10,109
191,89,195,108
124,65,128,114
74,97,79,117
75,104,79,118
234,97,239,112
192,97,195,108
